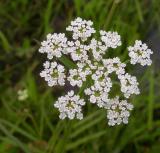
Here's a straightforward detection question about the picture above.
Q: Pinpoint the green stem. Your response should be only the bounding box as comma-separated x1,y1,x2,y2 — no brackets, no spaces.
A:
148,67,154,129
104,1,118,29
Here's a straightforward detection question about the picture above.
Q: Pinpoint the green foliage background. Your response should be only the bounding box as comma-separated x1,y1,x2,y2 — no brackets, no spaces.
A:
0,0,160,153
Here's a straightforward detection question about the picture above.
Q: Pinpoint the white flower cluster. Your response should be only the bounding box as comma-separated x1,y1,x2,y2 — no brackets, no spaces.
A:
39,17,153,126
128,40,153,66
39,33,67,59
102,57,126,77
119,73,140,98
67,40,89,61
84,84,110,108
40,61,65,87
105,96,133,126
54,90,85,120
17,89,28,101
68,61,95,87
66,17,95,41
89,39,107,61
100,30,121,48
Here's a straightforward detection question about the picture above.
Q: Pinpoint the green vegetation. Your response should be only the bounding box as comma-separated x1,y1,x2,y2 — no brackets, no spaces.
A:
0,0,160,152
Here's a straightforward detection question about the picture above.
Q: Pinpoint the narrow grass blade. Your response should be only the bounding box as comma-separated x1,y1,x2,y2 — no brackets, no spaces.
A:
148,68,154,129
135,0,144,23
0,119,37,141
43,0,54,33
66,131,106,151
70,113,105,139
73,110,102,128
0,31,11,52
0,123,30,153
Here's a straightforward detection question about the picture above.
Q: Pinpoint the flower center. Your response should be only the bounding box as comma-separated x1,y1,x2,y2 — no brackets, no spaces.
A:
73,75,79,80
94,91,101,97
52,70,58,78
126,80,131,86
76,48,81,55
66,101,74,109
137,50,143,56
113,63,119,68
51,44,59,50
98,76,104,82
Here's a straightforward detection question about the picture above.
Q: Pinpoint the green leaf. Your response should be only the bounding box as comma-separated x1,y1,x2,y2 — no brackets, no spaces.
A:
26,72,38,103
0,31,11,52
59,55,77,69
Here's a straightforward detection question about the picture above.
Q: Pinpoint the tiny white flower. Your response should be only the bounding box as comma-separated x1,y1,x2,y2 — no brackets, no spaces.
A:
103,57,126,77
84,84,110,108
128,40,153,66
54,90,85,120
91,66,112,92
66,17,95,41
39,33,68,59
67,69,84,87
100,31,121,48
89,38,107,61
68,61,94,87
67,40,89,61
119,73,140,98
18,89,28,101
105,96,133,126
40,61,66,87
